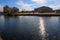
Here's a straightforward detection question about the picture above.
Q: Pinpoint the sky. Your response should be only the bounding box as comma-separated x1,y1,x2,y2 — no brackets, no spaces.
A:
0,0,60,12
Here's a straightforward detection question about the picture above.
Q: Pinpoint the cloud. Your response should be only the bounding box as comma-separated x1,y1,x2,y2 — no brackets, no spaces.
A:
16,0,60,11
48,4,60,10
16,0,34,11
31,0,60,9
32,0,46,3
31,0,46,6
0,5,3,12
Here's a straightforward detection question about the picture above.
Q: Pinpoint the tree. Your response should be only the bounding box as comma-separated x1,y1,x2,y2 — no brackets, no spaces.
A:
34,6,53,13
3,5,19,15
3,5,11,15
12,7,19,13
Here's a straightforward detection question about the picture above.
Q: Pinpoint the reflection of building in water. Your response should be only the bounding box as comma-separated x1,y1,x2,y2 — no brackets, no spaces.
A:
39,17,47,40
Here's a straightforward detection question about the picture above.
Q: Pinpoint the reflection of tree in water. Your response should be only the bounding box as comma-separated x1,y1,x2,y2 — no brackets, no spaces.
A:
0,16,41,40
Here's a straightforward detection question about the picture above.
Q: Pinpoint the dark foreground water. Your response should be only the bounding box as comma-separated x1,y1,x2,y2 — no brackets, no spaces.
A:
0,15,60,40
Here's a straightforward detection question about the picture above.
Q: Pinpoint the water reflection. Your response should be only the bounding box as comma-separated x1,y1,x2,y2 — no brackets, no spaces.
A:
0,15,5,27
39,17,47,40
0,16,40,40
43,16,60,40
0,16,60,40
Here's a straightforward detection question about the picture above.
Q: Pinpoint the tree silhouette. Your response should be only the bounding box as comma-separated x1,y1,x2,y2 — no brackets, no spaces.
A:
3,5,11,15
12,7,19,13
3,5,19,15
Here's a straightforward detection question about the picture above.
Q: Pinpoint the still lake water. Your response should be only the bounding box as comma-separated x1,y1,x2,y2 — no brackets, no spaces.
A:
0,15,60,40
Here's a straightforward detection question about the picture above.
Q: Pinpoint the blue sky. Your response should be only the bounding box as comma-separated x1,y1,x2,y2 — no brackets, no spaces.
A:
0,0,60,12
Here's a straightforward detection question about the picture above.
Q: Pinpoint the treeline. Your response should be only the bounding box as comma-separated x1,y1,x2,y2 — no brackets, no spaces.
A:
3,5,60,16
3,5,19,15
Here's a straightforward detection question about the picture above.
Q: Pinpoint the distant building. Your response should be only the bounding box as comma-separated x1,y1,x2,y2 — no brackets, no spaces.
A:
54,10,60,13
34,6,53,13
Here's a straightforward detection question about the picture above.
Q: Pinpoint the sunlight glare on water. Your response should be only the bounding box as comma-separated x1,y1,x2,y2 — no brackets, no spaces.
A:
39,17,47,40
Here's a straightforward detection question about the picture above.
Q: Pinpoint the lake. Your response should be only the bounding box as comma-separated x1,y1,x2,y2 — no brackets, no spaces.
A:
0,15,60,40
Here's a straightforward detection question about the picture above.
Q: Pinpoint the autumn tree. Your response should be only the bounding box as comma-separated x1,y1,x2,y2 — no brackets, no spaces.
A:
3,5,11,15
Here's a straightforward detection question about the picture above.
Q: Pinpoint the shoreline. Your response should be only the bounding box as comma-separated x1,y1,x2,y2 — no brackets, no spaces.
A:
1,13,60,16
13,13,60,16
